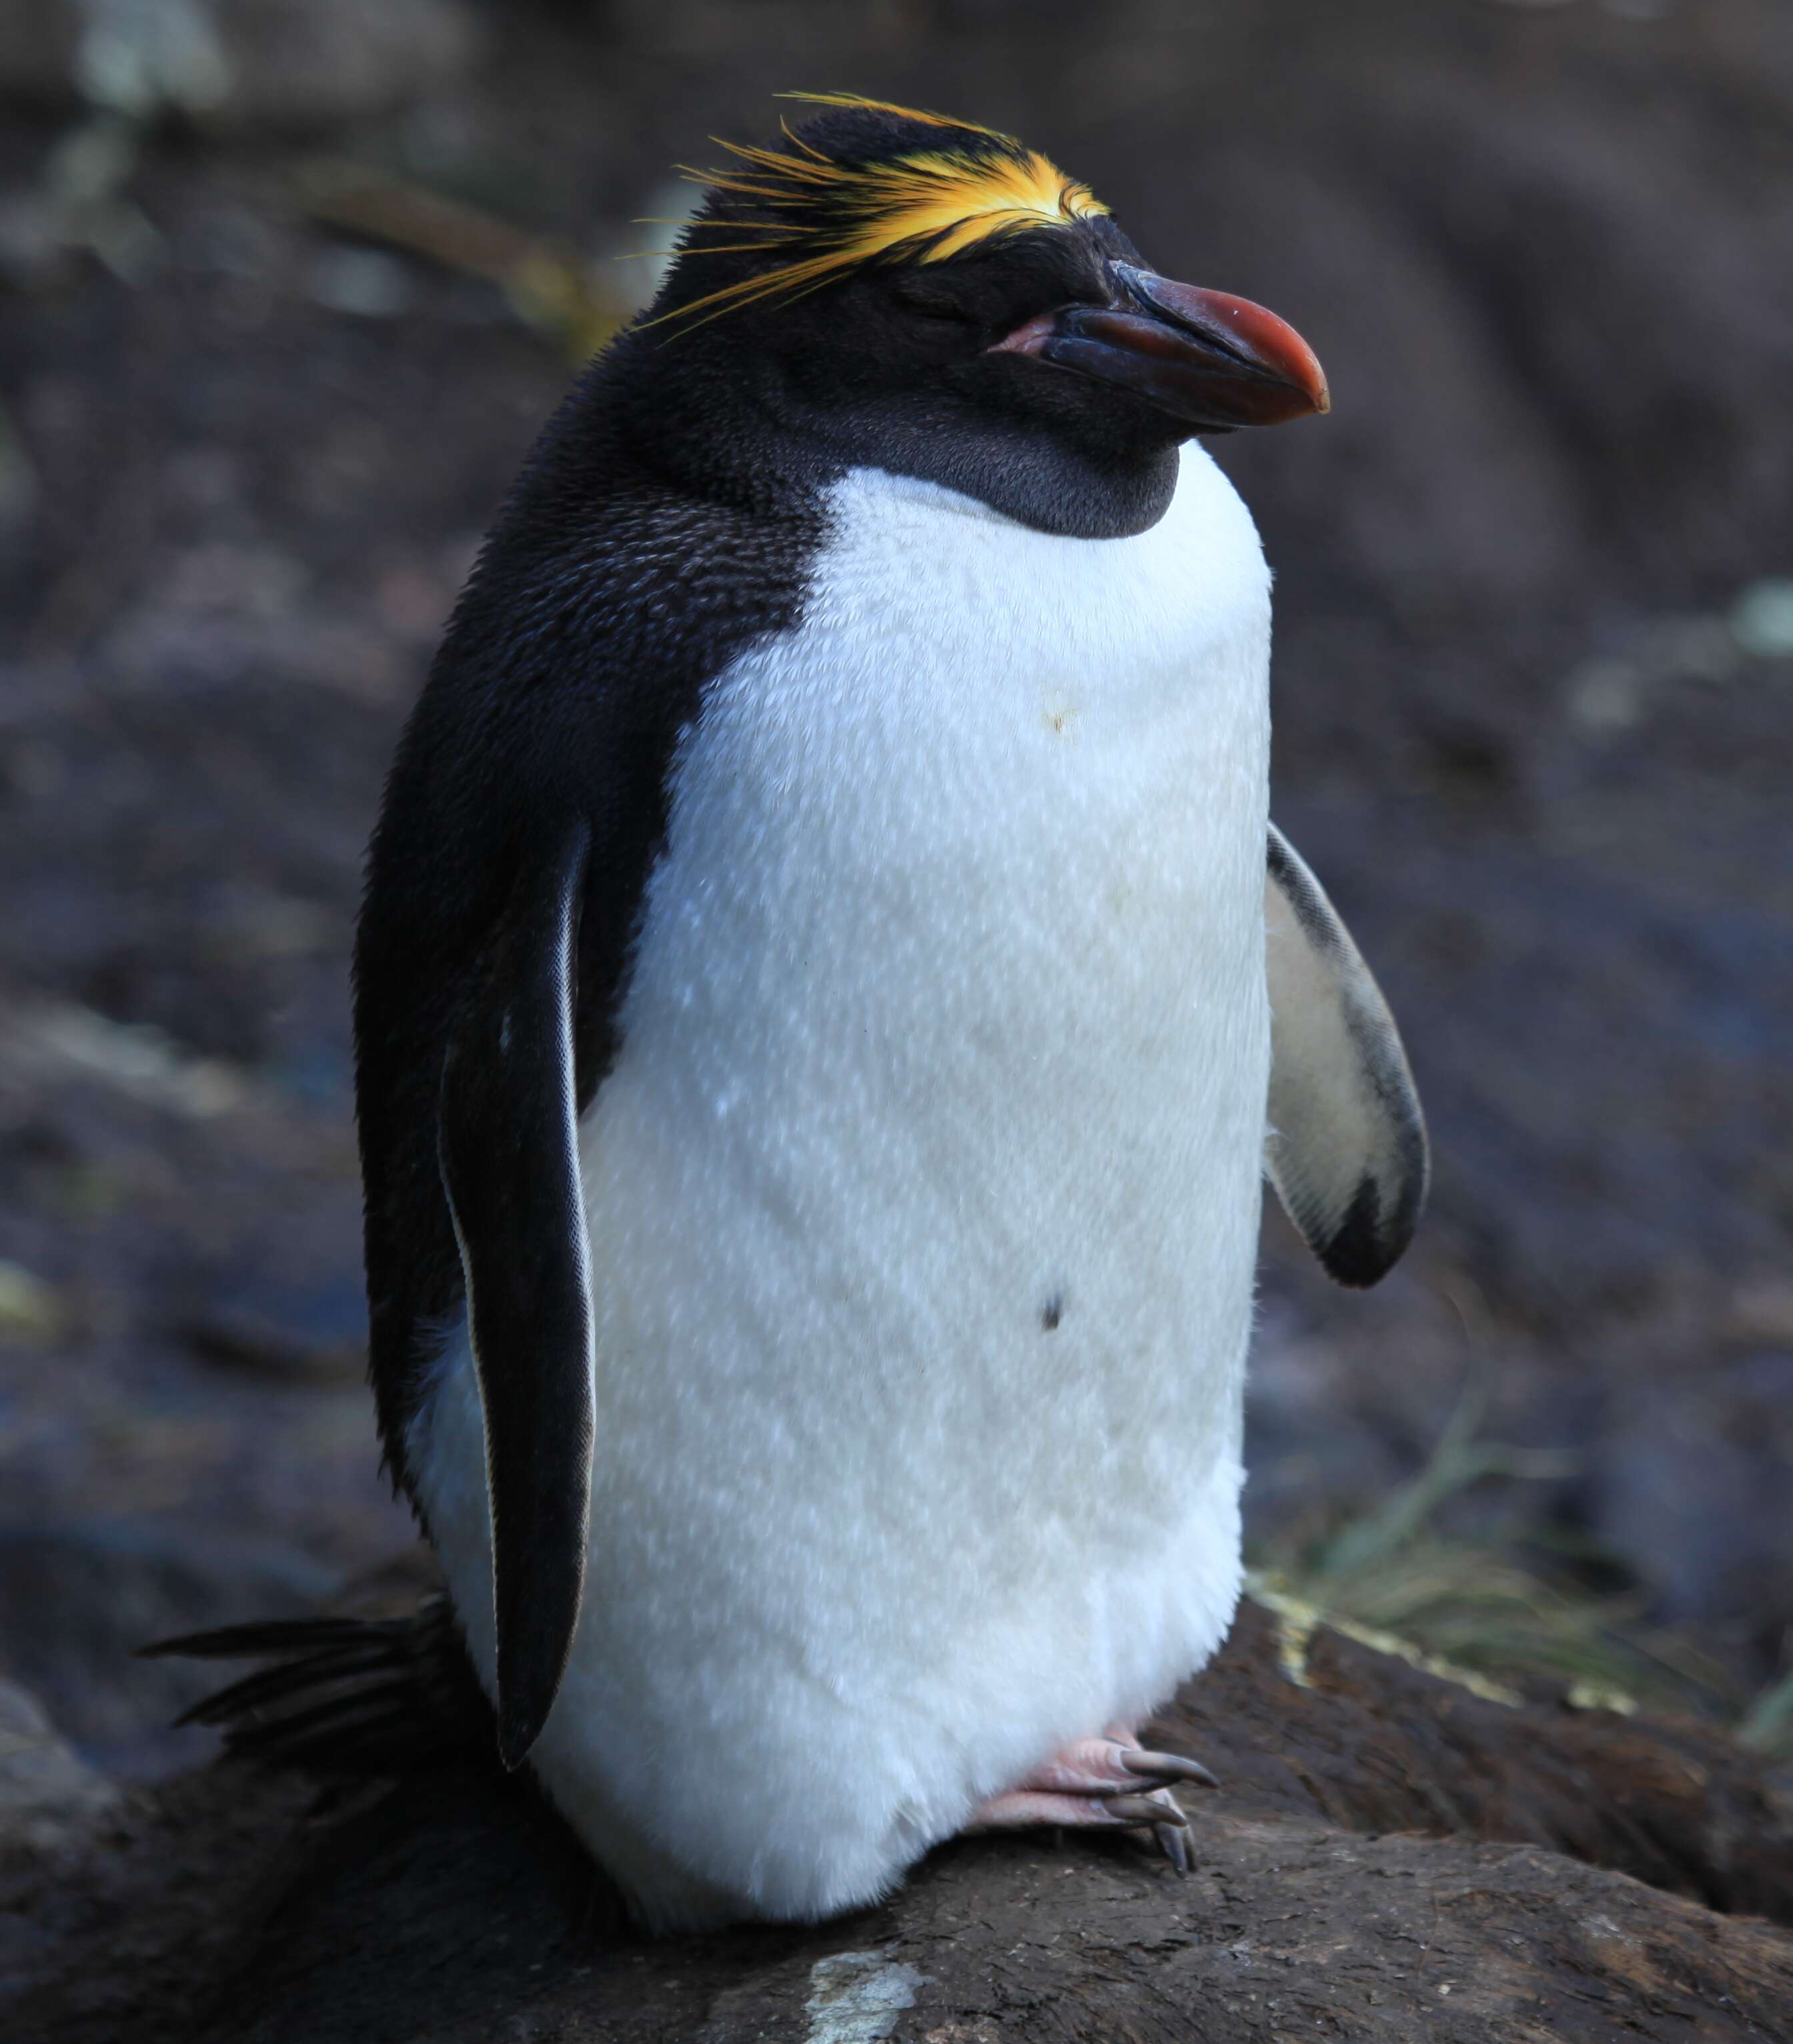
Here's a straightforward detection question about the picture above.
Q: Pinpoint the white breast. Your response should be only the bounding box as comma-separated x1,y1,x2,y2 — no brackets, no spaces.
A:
412,443,1274,1929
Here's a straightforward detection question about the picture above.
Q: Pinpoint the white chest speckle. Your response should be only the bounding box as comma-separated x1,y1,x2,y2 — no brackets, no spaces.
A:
412,444,1275,1929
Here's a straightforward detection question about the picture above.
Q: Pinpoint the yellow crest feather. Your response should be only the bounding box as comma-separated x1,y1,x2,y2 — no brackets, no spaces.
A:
650,94,1108,330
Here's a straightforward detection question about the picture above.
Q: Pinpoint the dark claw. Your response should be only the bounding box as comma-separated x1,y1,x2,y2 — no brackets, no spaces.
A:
1122,1746,1219,1790
1103,1793,1189,1829
1154,1820,1192,1875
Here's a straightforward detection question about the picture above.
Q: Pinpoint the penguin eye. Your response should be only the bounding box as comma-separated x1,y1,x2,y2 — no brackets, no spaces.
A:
887,279,978,326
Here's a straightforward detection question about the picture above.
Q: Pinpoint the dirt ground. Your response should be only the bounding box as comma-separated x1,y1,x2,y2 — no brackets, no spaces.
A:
0,0,1790,1788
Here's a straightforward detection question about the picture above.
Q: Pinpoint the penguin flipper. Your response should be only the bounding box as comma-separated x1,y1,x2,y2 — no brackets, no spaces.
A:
438,822,596,1768
1263,822,1429,1287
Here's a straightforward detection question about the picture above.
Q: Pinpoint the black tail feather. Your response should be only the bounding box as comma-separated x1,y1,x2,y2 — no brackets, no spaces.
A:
169,1645,410,1728
143,1616,413,1662
145,1591,496,1778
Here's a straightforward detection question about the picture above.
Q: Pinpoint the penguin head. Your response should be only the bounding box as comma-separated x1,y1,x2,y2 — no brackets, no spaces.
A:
630,97,1329,536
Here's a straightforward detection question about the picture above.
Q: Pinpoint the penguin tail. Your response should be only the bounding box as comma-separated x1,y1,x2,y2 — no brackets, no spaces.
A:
141,1571,495,1778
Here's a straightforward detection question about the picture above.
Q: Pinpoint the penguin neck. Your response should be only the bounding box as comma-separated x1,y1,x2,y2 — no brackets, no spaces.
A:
804,402,1183,540
598,330,1184,541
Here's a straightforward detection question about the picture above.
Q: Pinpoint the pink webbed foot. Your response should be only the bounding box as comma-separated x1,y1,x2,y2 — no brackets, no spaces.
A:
965,1724,1217,1875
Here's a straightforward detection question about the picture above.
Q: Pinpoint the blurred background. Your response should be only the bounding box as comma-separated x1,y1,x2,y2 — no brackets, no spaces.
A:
0,0,1788,1782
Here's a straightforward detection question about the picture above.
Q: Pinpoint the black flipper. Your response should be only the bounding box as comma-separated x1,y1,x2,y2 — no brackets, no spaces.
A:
438,823,596,1768
1264,822,1429,1287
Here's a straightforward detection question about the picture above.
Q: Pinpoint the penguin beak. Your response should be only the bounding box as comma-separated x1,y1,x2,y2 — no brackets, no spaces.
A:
991,262,1329,433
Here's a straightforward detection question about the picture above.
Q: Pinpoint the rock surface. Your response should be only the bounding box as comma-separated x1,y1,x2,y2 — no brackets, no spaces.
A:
4,1599,1792,2041
0,1676,116,1850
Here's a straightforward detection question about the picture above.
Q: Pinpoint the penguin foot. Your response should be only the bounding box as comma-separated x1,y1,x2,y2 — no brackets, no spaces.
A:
965,1726,1216,1875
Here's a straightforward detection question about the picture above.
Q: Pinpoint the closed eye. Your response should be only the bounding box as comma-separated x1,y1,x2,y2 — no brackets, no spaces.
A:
888,282,979,324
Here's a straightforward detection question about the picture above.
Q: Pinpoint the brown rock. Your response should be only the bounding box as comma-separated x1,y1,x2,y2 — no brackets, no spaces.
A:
5,1597,1791,2043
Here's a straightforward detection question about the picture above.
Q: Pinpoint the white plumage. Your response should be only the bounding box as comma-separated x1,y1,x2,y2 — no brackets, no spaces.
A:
410,439,1274,1929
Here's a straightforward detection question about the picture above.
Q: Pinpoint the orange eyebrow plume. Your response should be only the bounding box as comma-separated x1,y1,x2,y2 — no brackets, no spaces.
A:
649,94,1109,331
